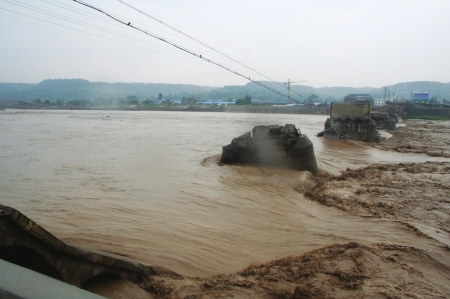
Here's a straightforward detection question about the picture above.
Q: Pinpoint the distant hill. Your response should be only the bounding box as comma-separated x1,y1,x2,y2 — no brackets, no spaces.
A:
314,86,380,100
211,81,450,102
0,79,449,103
383,81,450,100
0,79,217,102
0,83,34,93
207,82,380,102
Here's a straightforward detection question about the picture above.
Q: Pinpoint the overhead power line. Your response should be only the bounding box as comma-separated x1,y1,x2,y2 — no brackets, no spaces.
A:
3,0,262,75
117,0,292,93
72,0,291,99
3,0,203,58
0,6,223,69
41,0,292,82
41,0,230,60
1,0,254,70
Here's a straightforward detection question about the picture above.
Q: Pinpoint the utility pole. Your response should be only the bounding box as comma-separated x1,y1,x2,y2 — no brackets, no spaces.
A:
284,79,307,103
383,87,387,101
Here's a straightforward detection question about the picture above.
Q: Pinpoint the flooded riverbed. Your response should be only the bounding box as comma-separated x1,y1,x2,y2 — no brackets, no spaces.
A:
0,110,447,277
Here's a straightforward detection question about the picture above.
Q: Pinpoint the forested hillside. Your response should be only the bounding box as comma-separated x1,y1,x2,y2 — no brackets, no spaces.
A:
1,79,449,103
0,79,216,102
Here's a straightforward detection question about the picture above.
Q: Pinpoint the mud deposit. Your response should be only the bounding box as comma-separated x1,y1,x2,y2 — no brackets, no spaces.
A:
372,119,450,157
306,162,450,245
86,242,450,299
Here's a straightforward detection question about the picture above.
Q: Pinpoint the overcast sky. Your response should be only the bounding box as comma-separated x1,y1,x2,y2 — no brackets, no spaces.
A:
1,0,449,88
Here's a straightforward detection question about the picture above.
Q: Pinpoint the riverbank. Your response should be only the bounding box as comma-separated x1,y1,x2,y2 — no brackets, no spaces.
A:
372,119,450,157
85,242,450,299
3,102,330,115
306,120,450,244
305,161,450,245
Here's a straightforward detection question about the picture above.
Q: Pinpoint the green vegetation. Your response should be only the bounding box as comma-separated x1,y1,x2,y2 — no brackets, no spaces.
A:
0,79,215,102
67,99,91,106
141,99,153,105
235,95,252,105
306,94,319,103
125,95,139,105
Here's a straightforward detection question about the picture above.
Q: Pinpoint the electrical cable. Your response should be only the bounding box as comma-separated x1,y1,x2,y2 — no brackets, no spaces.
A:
1,0,300,99
26,0,298,85
117,0,297,94
72,0,290,98
41,0,222,52
116,1,305,96
41,0,270,74
1,0,227,66
0,6,224,70
45,0,292,82
1,1,285,85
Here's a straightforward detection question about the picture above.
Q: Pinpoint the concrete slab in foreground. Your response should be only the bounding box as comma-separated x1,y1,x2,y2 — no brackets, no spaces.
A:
0,259,106,299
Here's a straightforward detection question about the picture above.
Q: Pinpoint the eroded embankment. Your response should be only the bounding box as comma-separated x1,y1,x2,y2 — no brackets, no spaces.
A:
305,162,450,244
370,119,450,157
86,242,450,299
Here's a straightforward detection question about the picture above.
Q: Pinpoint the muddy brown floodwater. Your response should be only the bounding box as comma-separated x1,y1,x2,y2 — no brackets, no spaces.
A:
1,111,449,298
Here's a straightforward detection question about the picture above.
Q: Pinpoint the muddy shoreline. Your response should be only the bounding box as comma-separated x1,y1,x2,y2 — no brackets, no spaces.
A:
85,242,450,299
306,162,450,243
351,119,450,158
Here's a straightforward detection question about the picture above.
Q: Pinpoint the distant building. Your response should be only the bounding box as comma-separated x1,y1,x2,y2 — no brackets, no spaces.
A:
181,97,197,105
412,92,429,103
374,98,386,106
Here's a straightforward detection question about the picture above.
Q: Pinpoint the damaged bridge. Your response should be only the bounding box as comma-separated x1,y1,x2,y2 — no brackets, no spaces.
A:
318,101,380,142
318,101,402,142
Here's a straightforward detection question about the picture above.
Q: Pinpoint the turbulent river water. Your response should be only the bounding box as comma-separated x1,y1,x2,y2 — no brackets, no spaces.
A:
0,110,447,277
